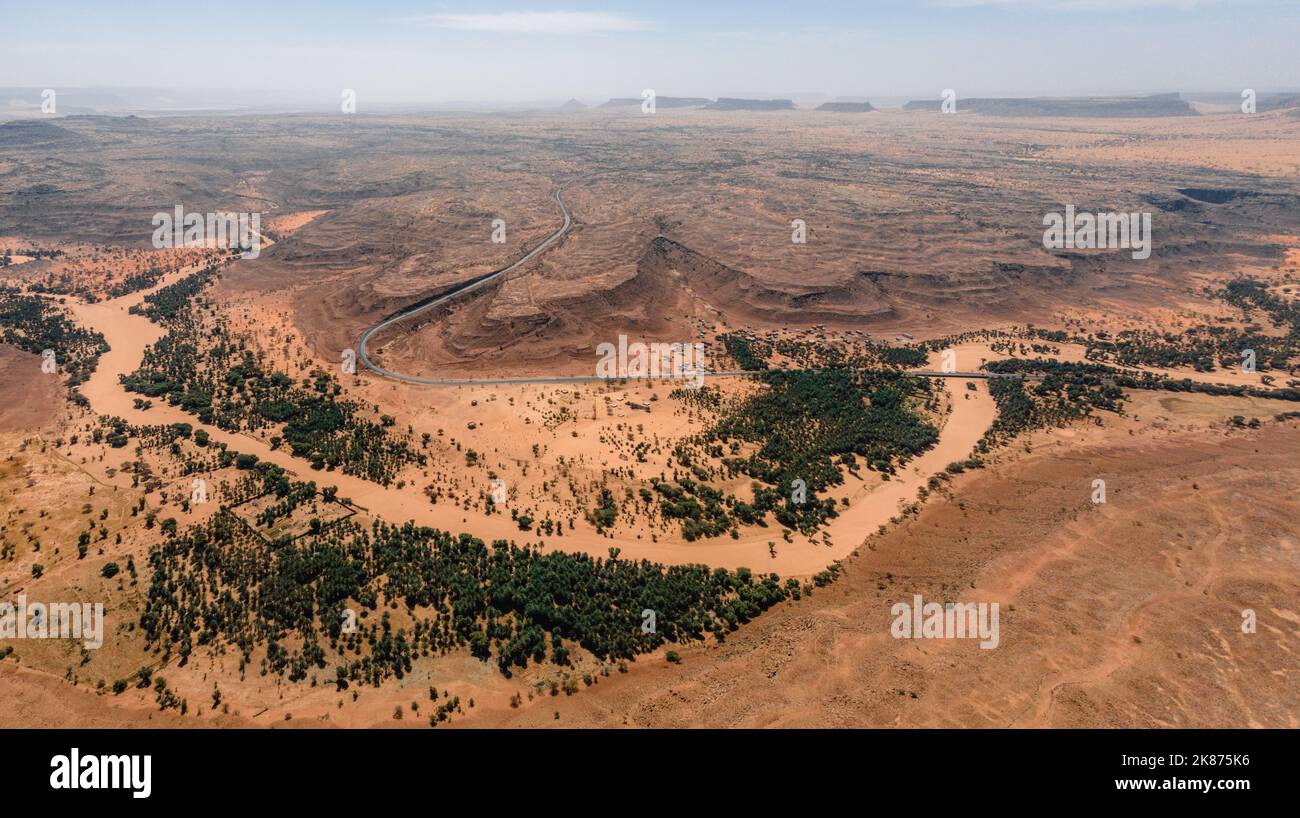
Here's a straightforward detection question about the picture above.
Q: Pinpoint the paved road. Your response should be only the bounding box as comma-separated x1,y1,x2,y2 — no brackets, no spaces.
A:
355,180,577,386
353,180,1027,387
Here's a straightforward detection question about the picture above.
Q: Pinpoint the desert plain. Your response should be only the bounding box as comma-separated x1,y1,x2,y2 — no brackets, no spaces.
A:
1,100,1298,727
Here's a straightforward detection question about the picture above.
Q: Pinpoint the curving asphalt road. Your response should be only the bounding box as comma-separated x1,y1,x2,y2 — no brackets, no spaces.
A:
355,180,582,385
354,179,1027,387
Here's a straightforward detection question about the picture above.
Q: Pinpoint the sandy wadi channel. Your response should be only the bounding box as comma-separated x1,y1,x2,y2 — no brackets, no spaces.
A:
60,265,996,576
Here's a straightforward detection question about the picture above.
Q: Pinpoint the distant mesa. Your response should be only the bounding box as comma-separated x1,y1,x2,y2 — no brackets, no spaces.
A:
901,99,944,112
705,97,796,111
600,96,711,108
0,119,89,148
558,98,588,111
1258,92,1300,112
599,96,797,111
902,93,1197,117
65,113,145,123
815,101,876,113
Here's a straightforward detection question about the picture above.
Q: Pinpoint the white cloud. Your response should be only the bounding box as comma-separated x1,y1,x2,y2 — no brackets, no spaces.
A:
395,11,654,35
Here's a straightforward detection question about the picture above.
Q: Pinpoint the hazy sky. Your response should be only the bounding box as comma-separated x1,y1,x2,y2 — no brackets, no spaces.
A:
4,0,1298,103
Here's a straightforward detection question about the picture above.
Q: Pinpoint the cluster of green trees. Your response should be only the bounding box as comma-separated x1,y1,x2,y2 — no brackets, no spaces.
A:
1220,276,1300,337
253,480,326,530
662,365,938,537
1116,372,1300,402
1086,325,1290,373
140,466,794,686
979,351,1300,450
722,334,771,371
97,416,132,448
669,384,721,410
652,477,736,541
104,267,168,299
20,249,217,300
586,488,618,533
978,359,1127,448
121,271,423,485
0,287,108,391
877,346,929,367
1081,278,1297,374
129,260,224,322
1,247,62,270
717,331,933,374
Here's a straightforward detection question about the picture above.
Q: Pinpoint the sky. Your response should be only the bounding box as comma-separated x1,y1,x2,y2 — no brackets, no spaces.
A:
3,0,1298,105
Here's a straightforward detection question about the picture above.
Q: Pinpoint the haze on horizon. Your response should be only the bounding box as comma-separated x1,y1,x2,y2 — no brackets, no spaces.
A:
3,0,1299,107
